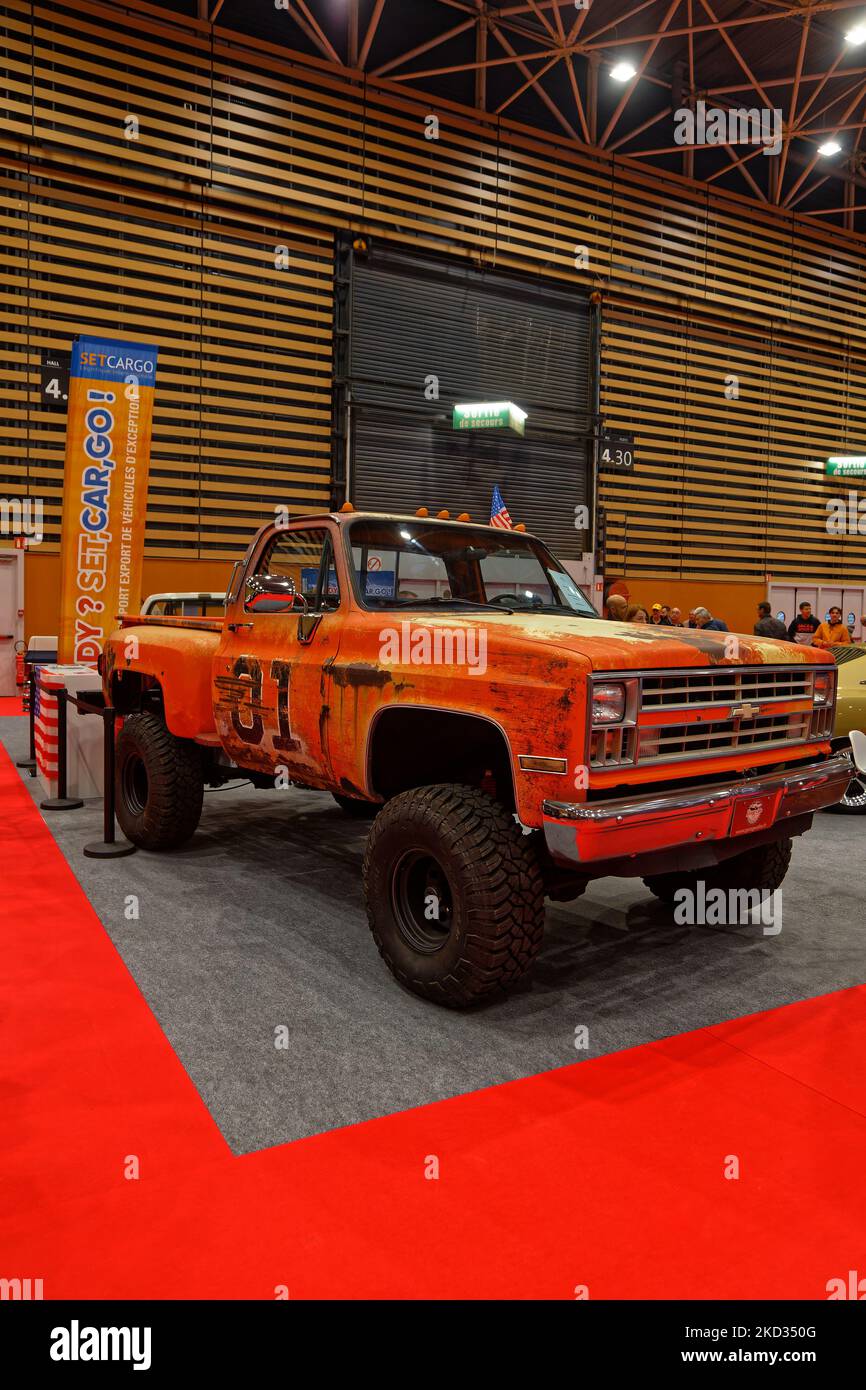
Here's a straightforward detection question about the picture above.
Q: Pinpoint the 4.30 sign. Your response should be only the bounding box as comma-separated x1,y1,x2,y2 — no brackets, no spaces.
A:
598,431,635,473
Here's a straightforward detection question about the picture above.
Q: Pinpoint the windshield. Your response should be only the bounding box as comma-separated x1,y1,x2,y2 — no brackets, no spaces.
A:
345,519,598,617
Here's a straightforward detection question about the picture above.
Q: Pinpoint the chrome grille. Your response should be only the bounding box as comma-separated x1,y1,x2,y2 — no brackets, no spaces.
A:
590,665,835,769
641,667,812,708
639,712,812,764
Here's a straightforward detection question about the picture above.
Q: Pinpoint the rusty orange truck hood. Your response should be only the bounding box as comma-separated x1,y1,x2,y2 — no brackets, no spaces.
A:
401,611,830,670
116,607,829,671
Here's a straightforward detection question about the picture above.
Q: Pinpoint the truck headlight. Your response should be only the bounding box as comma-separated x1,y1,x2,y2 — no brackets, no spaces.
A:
592,682,627,725
813,671,834,705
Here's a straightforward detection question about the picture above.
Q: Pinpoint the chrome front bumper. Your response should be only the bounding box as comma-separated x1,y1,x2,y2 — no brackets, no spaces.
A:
542,750,854,868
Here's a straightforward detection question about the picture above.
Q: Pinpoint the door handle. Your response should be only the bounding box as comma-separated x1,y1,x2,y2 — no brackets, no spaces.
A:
0,633,14,639
297,614,323,645
227,622,253,633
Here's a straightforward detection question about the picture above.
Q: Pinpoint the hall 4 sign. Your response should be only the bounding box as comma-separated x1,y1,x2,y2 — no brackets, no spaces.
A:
40,350,71,410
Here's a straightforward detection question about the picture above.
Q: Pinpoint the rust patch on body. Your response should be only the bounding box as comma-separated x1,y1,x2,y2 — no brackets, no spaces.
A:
330,663,393,690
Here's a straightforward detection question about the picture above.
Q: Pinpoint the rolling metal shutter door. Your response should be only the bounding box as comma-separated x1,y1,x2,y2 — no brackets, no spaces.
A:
347,247,592,559
351,412,589,559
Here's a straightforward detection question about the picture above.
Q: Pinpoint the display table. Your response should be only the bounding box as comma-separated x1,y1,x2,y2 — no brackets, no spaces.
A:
35,665,104,801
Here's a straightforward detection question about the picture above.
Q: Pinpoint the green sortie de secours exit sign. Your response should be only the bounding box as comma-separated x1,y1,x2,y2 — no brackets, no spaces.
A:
826,455,866,477
452,401,528,436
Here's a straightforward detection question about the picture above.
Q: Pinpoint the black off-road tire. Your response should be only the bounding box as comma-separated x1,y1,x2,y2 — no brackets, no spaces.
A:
708,837,793,894
643,836,793,905
641,865,702,907
115,712,204,850
332,792,380,819
362,783,546,1008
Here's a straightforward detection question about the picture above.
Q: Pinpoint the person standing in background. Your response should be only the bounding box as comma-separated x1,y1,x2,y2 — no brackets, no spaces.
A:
787,601,821,644
812,605,852,649
754,601,788,639
669,607,683,626
693,606,728,632
606,593,627,622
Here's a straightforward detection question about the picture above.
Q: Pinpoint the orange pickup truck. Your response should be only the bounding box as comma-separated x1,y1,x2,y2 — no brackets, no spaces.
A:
102,509,856,1007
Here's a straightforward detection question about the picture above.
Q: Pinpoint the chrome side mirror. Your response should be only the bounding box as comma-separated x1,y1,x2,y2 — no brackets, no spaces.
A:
851,729,866,775
244,573,309,615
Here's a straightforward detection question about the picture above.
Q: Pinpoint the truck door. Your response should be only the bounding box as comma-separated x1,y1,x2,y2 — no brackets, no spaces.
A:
214,524,342,785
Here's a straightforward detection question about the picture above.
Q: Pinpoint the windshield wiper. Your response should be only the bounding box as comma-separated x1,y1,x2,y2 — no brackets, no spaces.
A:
543,603,600,618
390,597,515,615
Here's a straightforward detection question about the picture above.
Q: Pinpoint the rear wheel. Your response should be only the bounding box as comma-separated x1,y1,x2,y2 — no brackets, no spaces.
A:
362,783,545,1007
115,712,203,850
643,837,793,906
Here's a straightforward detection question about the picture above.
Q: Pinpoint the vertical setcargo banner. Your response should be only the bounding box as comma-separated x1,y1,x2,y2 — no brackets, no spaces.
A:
58,337,158,664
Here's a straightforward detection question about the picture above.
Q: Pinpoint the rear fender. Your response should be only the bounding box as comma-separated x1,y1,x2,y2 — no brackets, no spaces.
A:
104,627,217,740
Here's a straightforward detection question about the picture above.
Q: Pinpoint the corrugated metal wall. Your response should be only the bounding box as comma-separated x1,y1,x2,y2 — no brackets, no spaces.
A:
346,244,592,556
1,0,865,579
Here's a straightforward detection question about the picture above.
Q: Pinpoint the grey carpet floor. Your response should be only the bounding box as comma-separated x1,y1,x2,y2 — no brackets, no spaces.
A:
3,713,864,1155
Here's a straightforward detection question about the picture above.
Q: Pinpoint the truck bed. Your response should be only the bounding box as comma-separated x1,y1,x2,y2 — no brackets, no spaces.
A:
119,614,225,634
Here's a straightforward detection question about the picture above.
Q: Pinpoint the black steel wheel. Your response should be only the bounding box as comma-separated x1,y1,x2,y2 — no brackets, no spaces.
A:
362,783,546,1007
115,712,203,851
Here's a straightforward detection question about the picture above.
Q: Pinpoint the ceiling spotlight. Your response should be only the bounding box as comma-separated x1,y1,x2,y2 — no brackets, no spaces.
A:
817,139,843,156
610,61,637,82
845,22,866,45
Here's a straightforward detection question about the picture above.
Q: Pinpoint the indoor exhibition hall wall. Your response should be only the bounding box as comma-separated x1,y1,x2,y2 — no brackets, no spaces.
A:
1,0,865,641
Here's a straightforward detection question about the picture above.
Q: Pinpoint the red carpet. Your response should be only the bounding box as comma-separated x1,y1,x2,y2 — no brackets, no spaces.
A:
1,738,865,1299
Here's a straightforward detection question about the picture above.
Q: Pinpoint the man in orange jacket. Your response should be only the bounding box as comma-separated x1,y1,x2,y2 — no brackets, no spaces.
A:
812,605,852,649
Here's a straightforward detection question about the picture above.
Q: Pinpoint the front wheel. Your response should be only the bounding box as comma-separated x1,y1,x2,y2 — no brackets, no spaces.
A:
362,784,546,1007
115,712,204,850
643,836,793,906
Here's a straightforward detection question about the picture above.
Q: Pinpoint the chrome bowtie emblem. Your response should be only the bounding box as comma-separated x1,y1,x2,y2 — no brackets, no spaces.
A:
731,702,760,720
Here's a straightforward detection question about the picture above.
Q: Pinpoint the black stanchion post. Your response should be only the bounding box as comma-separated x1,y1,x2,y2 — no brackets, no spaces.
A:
15,667,37,773
40,687,84,812
84,706,135,859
